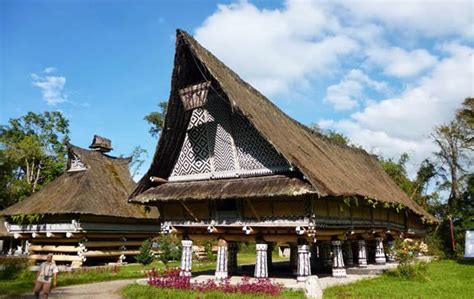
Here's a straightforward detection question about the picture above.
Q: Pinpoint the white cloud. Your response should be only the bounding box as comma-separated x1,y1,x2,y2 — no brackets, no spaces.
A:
192,0,474,177
43,67,57,74
195,0,358,97
367,47,438,77
321,42,474,173
338,0,474,38
324,69,387,110
31,69,68,106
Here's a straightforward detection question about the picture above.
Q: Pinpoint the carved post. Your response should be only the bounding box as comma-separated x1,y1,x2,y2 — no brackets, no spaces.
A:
290,243,298,275
343,241,354,267
297,244,311,282
215,239,228,280
254,243,268,278
180,239,193,277
375,237,386,264
386,240,396,263
331,240,346,278
227,241,238,275
357,240,368,267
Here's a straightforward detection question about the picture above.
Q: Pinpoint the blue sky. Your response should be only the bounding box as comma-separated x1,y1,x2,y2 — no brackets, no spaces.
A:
1,0,473,179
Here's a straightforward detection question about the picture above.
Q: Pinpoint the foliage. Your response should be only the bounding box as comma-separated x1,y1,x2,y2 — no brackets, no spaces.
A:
394,238,426,263
432,119,473,211
146,268,283,296
0,111,69,209
155,234,181,266
127,146,148,178
204,240,217,261
0,257,31,280
456,97,474,130
144,101,168,138
324,259,474,299
325,130,350,146
135,239,155,265
10,213,44,224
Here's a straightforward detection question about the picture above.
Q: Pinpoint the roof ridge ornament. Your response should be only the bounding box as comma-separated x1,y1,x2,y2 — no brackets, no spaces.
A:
178,81,211,111
89,135,113,153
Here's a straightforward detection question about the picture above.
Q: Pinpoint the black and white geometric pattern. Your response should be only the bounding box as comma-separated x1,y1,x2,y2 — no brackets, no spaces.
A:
233,112,289,172
169,92,291,181
170,108,212,177
206,95,237,173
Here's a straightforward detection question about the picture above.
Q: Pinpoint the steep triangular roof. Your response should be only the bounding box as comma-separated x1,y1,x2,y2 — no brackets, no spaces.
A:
131,29,435,222
1,144,156,219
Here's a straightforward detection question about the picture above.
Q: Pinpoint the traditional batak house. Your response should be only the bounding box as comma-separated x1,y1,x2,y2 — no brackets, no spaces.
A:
129,30,436,281
0,136,159,268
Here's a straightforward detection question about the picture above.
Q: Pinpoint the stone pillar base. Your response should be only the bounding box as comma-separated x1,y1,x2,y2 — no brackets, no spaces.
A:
332,268,347,278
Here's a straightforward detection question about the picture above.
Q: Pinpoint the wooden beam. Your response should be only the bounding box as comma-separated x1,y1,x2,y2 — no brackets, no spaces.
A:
150,176,168,184
180,202,199,222
83,241,143,247
245,199,260,221
29,254,82,262
84,250,139,257
29,245,79,253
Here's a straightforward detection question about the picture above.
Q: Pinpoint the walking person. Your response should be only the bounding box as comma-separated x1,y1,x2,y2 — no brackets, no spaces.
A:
34,253,59,299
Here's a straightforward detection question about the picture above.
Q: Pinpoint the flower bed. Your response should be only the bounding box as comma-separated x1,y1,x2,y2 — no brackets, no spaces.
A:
146,268,282,296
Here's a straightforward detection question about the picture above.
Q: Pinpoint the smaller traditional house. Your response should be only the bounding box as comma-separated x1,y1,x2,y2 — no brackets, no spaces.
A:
0,136,159,267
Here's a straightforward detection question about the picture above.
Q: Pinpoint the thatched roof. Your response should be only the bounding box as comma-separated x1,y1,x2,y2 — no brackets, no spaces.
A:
133,175,316,203
1,144,156,219
130,29,435,222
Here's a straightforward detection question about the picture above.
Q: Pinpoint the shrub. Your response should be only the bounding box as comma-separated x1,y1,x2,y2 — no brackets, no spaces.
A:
391,238,429,280
146,267,282,296
155,235,181,266
0,256,31,280
136,239,154,265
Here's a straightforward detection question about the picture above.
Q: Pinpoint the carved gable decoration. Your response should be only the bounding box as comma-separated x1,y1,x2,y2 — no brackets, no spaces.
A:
169,94,291,181
178,81,211,111
68,153,87,172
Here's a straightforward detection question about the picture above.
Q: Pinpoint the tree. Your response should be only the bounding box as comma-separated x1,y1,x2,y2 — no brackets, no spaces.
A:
0,111,69,209
456,97,474,128
432,120,473,211
128,146,148,178
326,130,350,146
135,239,154,265
144,101,168,138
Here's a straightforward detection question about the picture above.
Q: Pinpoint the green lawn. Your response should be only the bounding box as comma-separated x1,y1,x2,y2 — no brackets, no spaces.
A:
0,251,280,297
324,259,474,299
122,283,305,299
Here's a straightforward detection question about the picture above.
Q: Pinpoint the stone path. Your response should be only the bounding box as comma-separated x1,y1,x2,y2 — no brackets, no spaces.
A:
21,279,135,299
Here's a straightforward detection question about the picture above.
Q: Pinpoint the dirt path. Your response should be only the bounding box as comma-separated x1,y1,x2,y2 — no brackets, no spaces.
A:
21,279,136,299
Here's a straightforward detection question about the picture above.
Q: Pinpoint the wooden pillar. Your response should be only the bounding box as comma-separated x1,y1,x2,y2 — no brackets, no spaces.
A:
357,240,368,267
289,243,298,275
321,241,333,270
254,242,268,278
343,241,354,267
297,243,311,282
267,242,274,271
386,240,396,263
227,241,238,275
331,240,346,278
215,239,228,280
180,239,193,277
375,237,386,265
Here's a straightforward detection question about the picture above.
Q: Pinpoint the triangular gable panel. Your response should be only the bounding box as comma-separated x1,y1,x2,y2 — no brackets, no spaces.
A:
169,92,291,182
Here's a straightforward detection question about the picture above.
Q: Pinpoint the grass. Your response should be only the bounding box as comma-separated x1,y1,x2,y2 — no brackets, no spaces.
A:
0,251,280,297
122,283,305,299
324,259,474,299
